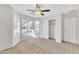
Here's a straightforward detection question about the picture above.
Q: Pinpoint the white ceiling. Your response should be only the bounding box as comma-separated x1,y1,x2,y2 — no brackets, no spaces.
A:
9,4,79,18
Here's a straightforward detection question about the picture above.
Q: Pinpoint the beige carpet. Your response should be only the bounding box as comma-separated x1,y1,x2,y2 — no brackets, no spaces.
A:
0,37,79,54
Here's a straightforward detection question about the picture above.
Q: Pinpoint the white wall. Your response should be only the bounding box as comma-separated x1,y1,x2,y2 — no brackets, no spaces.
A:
77,11,79,44
40,19,49,39
0,5,12,50
55,14,63,43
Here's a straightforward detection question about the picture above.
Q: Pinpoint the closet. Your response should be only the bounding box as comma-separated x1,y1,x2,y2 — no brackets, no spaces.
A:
49,20,56,39
63,11,78,44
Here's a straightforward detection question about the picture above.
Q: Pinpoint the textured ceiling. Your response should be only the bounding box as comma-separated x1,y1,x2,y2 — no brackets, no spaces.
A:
9,4,79,18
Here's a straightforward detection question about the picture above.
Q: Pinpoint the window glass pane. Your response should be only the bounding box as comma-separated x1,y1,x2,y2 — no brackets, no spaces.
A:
35,21,40,33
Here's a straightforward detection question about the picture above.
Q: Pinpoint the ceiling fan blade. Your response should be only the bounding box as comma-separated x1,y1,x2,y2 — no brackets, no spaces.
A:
41,9,50,12
27,10,35,12
41,13,44,16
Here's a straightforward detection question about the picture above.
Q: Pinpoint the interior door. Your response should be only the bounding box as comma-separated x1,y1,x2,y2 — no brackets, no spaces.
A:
49,20,55,39
64,17,77,44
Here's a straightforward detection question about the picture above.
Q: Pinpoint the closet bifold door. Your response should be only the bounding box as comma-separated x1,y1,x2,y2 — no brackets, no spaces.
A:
64,16,77,44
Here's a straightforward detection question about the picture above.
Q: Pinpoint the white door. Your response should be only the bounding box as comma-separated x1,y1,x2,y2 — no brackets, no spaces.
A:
64,17,77,44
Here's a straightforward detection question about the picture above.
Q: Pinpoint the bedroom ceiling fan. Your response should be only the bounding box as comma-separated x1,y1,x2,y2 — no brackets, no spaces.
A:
27,4,50,16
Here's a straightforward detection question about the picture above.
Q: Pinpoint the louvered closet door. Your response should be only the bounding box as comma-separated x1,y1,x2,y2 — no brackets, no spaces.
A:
49,24,54,39
49,20,55,39
64,17,77,44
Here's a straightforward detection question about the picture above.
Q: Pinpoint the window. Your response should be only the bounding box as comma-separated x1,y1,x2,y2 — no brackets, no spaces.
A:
13,15,20,37
22,19,40,37
35,21,40,33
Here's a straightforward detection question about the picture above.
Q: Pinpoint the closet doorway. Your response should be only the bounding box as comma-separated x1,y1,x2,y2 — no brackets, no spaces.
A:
49,19,56,40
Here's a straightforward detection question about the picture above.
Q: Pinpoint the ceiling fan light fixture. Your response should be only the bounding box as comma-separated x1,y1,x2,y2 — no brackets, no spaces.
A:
35,8,41,15
35,11,41,15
